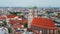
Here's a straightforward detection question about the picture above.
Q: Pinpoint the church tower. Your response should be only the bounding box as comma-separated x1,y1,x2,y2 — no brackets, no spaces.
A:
28,7,38,28
33,7,38,17
28,9,33,28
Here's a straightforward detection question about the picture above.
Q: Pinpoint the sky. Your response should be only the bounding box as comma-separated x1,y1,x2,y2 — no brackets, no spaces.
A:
0,0,60,7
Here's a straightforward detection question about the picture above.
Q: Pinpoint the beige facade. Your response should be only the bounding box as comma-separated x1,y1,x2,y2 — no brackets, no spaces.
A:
28,8,38,28
28,9,33,28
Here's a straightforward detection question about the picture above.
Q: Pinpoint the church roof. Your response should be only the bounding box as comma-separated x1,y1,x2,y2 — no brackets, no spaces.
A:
31,17,57,30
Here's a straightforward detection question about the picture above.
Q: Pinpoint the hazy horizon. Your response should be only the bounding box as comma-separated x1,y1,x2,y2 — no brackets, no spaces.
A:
0,0,60,7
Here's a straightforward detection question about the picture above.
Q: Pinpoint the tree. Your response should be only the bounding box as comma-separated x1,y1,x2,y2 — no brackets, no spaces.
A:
7,27,12,33
9,12,22,15
0,23,4,26
33,6,37,9
23,23,27,28
46,11,53,14
3,21,7,26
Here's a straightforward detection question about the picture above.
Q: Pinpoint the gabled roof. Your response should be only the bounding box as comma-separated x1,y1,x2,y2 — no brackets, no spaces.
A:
12,24,22,30
31,17,57,30
22,19,28,24
9,20,22,24
9,19,28,24
7,15,16,18
18,16,22,18
0,16,6,20
17,32,21,34
12,25,17,29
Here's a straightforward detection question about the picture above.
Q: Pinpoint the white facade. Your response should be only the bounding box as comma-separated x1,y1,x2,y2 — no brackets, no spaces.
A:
0,27,8,34
33,9,38,17
28,9,33,28
28,8,38,28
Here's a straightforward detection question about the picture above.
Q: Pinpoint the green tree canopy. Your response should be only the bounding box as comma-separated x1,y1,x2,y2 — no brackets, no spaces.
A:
9,12,22,15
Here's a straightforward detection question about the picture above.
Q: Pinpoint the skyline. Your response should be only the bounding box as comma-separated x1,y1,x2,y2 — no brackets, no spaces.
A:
0,0,60,7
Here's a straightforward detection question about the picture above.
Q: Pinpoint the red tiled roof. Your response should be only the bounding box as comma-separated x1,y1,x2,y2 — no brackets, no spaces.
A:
17,32,21,34
17,24,22,28
31,17,56,30
9,20,22,24
0,16,6,20
12,24,22,30
18,16,22,18
12,25,17,30
9,19,28,24
22,19,28,24
7,15,16,18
